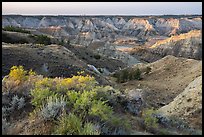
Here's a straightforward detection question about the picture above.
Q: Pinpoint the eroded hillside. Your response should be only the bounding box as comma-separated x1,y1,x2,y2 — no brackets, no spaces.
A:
2,14,202,135
2,15,202,45
158,76,202,129
130,30,202,62
114,55,202,109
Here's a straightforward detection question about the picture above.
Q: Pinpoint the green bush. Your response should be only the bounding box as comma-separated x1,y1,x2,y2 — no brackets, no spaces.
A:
93,54,101,60
145,66,151,74
114,68,142,83
29,73,130,134
34,35,51,45
2,33,29,44
88,100,113,121
115,69,129,83
58,39,65,46
93,86,120,106
158,128,173,135
54,113,100,135
133,68,141,80
142,108,158,129
5,66,131,135
31,87,56,108
80,122,100,135
66,89,113,122
3,26,31,34
100,116,131,135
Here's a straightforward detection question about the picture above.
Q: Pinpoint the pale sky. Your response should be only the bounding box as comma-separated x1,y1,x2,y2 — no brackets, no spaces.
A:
2,2,202,15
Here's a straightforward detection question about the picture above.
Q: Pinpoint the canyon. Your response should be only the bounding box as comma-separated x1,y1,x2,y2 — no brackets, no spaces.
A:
2,14,202,135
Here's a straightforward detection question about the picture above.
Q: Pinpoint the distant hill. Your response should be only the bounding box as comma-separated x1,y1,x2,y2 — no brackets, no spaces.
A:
2,15,202,45
130,30,202,62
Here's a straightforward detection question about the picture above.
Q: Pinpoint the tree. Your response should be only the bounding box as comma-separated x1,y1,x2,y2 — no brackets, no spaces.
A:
134,68,141,80
145,66,151,74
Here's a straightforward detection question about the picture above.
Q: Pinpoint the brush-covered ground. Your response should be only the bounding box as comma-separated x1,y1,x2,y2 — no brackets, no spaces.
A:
2,66,202,135
2,26,202,135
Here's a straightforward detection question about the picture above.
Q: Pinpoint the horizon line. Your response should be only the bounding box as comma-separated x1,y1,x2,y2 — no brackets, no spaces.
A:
2,14,202,16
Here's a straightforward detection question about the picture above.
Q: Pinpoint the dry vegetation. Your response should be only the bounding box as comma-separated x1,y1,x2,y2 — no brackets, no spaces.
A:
2,16,202,135
2,65,202,135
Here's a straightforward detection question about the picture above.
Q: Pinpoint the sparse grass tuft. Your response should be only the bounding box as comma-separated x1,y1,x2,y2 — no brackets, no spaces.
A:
141,108,159,129
54,113,100,135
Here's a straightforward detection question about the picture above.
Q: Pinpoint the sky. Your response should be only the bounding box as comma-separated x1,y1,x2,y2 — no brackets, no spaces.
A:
2,2,202,15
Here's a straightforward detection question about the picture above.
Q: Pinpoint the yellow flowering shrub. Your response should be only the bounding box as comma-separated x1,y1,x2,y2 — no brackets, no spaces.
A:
8,66,37,83
29,72,130,135
9,66,28,82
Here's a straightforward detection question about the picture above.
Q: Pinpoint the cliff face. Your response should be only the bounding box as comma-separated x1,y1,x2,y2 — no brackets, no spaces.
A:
158,75,202,129
150,30,202,60
130,30,202,62
2,15,202,43
2,15,202,65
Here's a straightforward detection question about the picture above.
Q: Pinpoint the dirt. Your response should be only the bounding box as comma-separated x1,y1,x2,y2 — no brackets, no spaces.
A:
116,55,202,109
158,76,202,129
1,30,202,135
67,44,126,72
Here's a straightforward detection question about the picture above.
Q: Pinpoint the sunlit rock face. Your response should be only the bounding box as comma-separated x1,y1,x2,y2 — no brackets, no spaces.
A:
2,15,202,64
150,30,202,60
2,15,202,42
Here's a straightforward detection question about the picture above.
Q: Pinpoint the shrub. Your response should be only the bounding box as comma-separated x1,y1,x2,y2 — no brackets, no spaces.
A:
55,75,97,92
2,118,10,135
145,66,151,74
80,122,100,135
57,39,70,47
40,96,67,120
34,35,51,45
2,33,29,44
31,75,97,109
54,113,100,135
93,86,120,106
54,113,81,135
158,128,173,135
133,68,141,80
31,87,56,108
88,100,113,121
28,69,36,76
3,26,31,34
2,95,26,122
167,115,191,131
2,33,12,43
9,66,28,82
115,69,129,83
142,108,159,129
59,39,65,46
30,73,130,135
8,66,36,83
121,69,129,82
67,89,113,122
114,68,142,83
100,116,131,135
93,54,101,60
2,66,38,94
126,100,142,116
10,95,25,110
